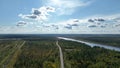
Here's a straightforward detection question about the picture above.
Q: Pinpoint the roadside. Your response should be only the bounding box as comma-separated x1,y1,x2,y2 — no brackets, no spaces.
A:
56,41,64,68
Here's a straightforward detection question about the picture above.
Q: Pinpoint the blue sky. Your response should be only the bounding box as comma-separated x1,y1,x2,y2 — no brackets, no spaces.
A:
0,0,120,34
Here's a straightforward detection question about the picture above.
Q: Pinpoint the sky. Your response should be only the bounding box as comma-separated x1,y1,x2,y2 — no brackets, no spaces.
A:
0,0,120,34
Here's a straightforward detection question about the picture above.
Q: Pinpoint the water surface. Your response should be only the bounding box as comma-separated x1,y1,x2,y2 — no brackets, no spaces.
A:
58,37,120,52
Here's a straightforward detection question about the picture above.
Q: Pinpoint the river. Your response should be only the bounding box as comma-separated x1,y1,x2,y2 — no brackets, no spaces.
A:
58,37,120,52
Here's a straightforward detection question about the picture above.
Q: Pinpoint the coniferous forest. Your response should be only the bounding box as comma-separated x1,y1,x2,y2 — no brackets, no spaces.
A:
0,35,120,68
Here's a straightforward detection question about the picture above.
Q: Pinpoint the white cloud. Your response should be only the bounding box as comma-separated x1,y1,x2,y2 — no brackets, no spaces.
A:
57,19,80,25
49,0,90,8
19,6,55,21
16,21,27,26
47,0,91,15
88,24,97,28
14,13,120,34
44,14,120,30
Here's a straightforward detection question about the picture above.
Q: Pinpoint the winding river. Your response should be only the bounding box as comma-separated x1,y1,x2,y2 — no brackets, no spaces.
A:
58,37,120,52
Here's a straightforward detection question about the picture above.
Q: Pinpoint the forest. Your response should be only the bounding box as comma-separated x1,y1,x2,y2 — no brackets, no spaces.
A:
14,40,60,68
71,37,120,47
0,38,60,68
0,36,120,68
58,39,120,68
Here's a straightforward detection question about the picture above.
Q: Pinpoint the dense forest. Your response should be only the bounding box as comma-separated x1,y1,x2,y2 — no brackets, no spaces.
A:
0,36,120,68
71,37,120,47
59,40,120,68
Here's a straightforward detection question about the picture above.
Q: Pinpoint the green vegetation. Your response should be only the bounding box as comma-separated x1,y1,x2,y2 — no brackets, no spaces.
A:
0,39,60,68
14,40,60,68
59,40,120,68
0,40,24,68
0,36,120,68
73,37,120,47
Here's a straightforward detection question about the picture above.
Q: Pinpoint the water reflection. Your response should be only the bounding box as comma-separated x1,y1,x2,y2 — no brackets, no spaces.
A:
58,37,120,52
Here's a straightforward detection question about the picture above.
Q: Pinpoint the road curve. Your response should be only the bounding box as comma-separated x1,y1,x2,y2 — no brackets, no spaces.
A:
56,41,64,68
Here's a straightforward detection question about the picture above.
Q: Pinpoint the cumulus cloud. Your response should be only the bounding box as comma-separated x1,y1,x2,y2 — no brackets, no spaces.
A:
16,21,27,26
56,19,80,29
19,14,37,19
86,15,120,28
64,23,79,29
59,19,80,25
25,15,37,19
41,24,59,30
64,25,72,29
16,12,120,34
55,14,120,29
88,18,105,22
51,25,59,29
32,8,41,15
87,18,106,28
19,6,55,21
100,25,106,28
70,24,79,26
114,23,120,27
95,18,105,22
41,14,120,30
88,25,97,28
88,19,94,22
